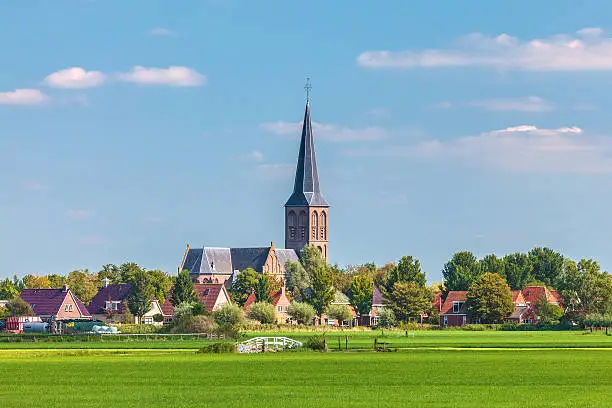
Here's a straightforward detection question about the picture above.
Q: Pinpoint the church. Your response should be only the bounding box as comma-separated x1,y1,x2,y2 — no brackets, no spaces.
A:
179,89,330,284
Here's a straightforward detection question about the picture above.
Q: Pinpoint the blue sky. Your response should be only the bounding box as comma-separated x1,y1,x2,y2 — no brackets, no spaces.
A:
2,0,612,282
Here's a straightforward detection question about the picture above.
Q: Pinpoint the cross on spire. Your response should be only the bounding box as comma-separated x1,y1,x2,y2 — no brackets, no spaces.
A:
304,77,312,102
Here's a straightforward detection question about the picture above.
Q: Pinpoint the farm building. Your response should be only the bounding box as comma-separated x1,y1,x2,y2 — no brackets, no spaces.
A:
19,286,91,321
87,283,164,325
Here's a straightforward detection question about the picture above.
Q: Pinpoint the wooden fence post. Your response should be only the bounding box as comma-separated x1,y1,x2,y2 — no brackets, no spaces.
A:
338,336,341,350
345,336,348,351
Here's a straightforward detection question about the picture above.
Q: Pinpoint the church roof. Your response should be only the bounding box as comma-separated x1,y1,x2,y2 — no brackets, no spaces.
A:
181,245,299,275
285,101,328,207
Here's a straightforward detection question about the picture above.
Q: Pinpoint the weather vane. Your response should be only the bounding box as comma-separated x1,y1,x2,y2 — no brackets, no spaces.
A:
304,77,312,102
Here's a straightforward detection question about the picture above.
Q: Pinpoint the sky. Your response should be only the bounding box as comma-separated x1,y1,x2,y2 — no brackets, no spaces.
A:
2,0,612,282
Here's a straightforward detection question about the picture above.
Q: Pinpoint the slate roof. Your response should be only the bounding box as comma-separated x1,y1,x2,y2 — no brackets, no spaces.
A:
87,284,132,315
20,288,91,318
181,246,299,276
372,285,384,306
161,283,230,316
285,101,328,207
440,291,468,315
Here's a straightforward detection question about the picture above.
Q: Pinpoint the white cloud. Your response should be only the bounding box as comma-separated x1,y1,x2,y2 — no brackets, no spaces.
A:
438,96,555,112
249,150,264,161
67,209,95,219
0,89,48,105
24,180,51,191
117,66,206,86
358,28,612,71
414,125,612,173
44,67,106,88
261,121,386,142
147,27,176,36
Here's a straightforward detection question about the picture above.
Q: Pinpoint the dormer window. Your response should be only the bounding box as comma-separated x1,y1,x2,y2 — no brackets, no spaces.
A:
203,289,210,296
453,301,464,313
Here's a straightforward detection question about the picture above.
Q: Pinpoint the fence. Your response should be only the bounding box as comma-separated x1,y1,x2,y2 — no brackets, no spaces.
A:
0,333,225,343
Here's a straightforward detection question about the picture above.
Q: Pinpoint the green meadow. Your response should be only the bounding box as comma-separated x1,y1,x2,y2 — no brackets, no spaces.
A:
0,347,611,407
1,329,612,349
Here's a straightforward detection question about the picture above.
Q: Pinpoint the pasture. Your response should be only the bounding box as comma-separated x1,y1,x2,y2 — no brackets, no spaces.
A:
0,347,611,407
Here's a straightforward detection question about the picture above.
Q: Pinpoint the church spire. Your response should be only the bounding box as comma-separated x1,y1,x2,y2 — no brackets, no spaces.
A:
285,79,328,207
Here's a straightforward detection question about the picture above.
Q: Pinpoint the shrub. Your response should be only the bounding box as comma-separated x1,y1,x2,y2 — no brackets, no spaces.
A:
115,324,159,334
378,308,396,329
214,304,244,328
287,301,315,325
152,313,164,323
247,302,276,324
191,301,209,316
197,342,237,354
182,315,215,333
173,301,195,317
305,335,327,351
326,304,353,325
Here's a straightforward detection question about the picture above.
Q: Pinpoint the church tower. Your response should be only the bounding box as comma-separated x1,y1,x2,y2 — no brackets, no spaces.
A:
285,81,329,261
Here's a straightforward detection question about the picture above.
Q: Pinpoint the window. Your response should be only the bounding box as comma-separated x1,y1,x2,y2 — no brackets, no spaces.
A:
452,301,464,313
443,316,448,326
64,304,73,312
277,306,283,312
203,289,210,296
144,316,153,324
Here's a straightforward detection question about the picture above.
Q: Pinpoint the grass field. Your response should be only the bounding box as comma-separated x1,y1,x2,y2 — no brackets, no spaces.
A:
1,331,611,407
1,329,612,349
0,348,611,407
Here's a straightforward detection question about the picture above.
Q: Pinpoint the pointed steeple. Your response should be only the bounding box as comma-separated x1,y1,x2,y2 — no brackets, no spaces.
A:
285,99,328,207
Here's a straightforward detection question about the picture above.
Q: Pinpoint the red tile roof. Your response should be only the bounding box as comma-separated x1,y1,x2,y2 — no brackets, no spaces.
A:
440,291,468,315
243,288,290,311
20,288,91,318
161,283,230,316
522,286,563,306
511,290,526,305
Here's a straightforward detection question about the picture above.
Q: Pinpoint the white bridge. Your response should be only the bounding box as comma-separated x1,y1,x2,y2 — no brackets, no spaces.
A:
237,337,303,353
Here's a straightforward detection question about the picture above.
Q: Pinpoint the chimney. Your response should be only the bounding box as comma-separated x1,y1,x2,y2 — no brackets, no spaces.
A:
102,277,111,288
62,285,69,292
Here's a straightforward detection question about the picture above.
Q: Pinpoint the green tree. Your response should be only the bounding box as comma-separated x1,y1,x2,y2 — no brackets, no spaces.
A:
213,303,244,328
147,269,173,304
329,264,353,294
230,268,260,306
528,247,564,287
533,294,564,324
247,301,277,324
466,273,514,323
0,278,19,300
47,274,67,288
287,301,315,324
294,245,335,318
66,269,100,305
171,269,197,306
377,308,396,328
119,262,143,284
480,254,505,277
126,269,155,321
254,274,281,303
442,251,482,292
503,253,533,290
7,297,33,316
557,259,612,319
347,274,373,316
326,304,353,325
98,264,121,283
379,256,427,302
303,263,335,318
284,261,309,301
389,282,433,323
22,274,51,289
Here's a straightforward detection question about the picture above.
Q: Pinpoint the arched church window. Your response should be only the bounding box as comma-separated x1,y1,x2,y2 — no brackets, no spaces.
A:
299,211,307,240
320,211,326,240
288,210,296,240
312,211,318,240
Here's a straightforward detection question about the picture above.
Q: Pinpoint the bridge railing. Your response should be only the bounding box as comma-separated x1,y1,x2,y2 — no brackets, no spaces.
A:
237,337,303,353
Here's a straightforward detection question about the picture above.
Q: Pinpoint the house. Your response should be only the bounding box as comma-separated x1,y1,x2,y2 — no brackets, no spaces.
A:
161,283,232,320
19,286,91,321
358,284,386,326
519,286,564,324
180,243,300,285
243,287,292,324
440,291,469,327
506,290,529,323
317,291,357,327
87,283,164,325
